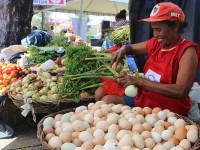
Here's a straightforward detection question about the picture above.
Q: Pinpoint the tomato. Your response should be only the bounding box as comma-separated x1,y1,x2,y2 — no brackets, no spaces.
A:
11,78,17,83
18,77,23,80
11,65,17,71
3,68,11,75
10,71,17,78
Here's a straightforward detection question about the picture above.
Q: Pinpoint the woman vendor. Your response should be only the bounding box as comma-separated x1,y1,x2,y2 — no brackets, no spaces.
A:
95,2,200,115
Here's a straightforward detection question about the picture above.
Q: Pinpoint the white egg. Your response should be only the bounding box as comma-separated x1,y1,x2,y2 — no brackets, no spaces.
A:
93,129,105,137
179,139,191,150
174,119,186,128
103,141,120,150
161,130,173,141
79,131,93,142
167,116,177,125
61,143,77,150
187,129,198,143
48,136,62,149
157,111,167,121
151,132,162,143
43,117,55,127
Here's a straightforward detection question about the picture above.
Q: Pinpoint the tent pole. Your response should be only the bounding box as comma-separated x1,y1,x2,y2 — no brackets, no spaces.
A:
78,0,83,36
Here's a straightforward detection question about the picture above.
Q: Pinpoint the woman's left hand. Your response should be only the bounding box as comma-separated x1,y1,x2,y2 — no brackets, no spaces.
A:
117,72,139,87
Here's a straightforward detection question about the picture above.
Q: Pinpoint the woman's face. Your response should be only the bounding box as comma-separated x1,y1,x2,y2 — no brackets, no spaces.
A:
151,22,179,48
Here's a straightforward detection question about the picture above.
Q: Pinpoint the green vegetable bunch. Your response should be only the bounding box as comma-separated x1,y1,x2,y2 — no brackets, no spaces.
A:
109,25,130,45
47,35,69,48
59,44,114,103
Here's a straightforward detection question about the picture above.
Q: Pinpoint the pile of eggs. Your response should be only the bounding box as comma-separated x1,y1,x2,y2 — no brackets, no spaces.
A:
42,101,199,150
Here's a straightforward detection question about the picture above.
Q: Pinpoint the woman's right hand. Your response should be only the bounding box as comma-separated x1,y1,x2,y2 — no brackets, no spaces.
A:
110,45,127,66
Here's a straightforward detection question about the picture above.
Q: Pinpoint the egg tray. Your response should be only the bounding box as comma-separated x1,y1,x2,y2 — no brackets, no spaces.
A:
37,108,200,150
37,108,75,150
8,91,95,114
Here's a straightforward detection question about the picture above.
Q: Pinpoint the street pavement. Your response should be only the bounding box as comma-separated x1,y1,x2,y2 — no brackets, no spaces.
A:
0,117,44,150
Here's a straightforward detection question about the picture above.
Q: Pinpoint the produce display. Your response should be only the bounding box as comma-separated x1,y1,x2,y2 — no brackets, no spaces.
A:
25,45,61,65
59,44,116,103
0,61,28,96
40,101,199,150
9,61,65,102
109,25,130,45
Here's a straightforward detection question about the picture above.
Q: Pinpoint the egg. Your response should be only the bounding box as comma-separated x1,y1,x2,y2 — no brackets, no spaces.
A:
118,118,132,130
108,124,119,134
175,127,187,141
168,137,179,146
187,129,198,143
144,138,155,149
54,121,62,128
93,129,105,137
174,119,186,128
94,109,104,118
43,125,54,134
72,138,83,147
72,132,80,139
143,107,152,116
74,147,85,150
142,122,152,131
118,134,133,148
61,143,77,150
59,132,72,143
157,111,167,121
93,136,105,146
136,114,145,123
112,104,122,114
167,116,177,125
132,134,145,149
152,107,162,114
79,131,93,142
179,139,191,150
48,136,62,149
61,112,73,123
151,132,162,143
45,133,55,142
88,103,95,110
96,121,109,131
155,125,165,134
72,120,87,132
81,140,94,150
116,130,128,141
170,146,184,150
161,130,173,141
70,114,82,122
141,131,152,139
121,146,132,150
103,141,120,150
128,118,140,125
163,141,175,149
163,121,172,129
55,127,63,136
54,114,62,121
145,115,157,126
104,133,116,141
132,123,144,134
84,113,94,123
43,117,55,127
152,144,167,150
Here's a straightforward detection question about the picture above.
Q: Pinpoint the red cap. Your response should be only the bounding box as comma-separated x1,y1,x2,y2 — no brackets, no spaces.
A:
139,2,185,22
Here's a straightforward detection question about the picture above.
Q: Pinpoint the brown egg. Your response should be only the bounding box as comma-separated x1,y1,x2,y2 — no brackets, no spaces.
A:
143,107,152,116
72,132,80,139
163,122,172,129
43,125,54,134
168,137,179,146
59,132,72,143
175,126,187,141
155,125,165,134
54,114,62,121
45,133,55,142
92,136,105,145
133,110,140,116
54,127,63,136
81,140,94,150
132,123,144,134
142,122,152,131
101,116,107,121
152,107,162,114
73,138,83,147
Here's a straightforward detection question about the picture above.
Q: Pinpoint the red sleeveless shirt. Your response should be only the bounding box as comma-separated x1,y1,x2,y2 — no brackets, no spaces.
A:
135,37,200,115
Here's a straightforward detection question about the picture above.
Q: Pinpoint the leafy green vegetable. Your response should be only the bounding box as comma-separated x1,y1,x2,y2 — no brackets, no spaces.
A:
109,25,130,45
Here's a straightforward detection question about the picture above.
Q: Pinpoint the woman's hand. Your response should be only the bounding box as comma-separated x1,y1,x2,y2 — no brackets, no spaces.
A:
110,45,127,67
117,72,142,87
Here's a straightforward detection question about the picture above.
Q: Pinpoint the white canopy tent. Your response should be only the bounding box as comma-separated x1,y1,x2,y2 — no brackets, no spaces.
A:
33,0,129,36
34,0,129,16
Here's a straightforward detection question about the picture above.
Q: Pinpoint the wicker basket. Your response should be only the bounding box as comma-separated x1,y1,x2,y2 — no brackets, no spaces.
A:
37,109,200,150
8,92,95,114
37,108,75,150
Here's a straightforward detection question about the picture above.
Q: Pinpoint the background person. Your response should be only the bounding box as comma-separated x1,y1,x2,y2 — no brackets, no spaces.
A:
48,25,55,38
102,9,129,50
95,2,200,115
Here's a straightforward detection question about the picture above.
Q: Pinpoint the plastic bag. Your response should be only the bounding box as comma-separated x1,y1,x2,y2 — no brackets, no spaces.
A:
188,82,200,121
102,77,125,96
21,30,51,47
29,59,55,72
